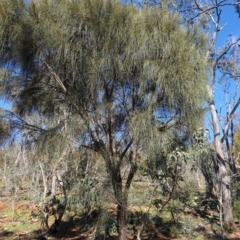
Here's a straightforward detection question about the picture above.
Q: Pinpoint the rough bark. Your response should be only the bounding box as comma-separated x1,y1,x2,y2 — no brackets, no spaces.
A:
112,169,128,240
117,200,128,240
110,155,137,240
219,164,234,228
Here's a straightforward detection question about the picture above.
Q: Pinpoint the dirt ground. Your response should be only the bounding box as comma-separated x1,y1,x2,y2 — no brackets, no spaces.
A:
1,199,240,240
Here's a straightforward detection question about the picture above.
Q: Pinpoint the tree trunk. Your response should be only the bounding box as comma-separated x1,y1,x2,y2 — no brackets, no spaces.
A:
105,137,136,240
38,160,48,200
208,86,235,228
112,168,128,240
117,199,128,240
51,173,57,198
51,148,68,199
111,161,137,240
219,164,235,228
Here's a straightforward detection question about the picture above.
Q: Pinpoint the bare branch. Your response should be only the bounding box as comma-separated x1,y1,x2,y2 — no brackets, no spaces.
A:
5,110,45,132
188,0,240,22
215,38,240,68
120,139,133,161
43,60,67,94
221,97,240,143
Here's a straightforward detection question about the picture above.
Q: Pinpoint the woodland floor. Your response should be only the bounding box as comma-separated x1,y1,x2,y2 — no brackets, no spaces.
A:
1,189,240,240
1,200,240,240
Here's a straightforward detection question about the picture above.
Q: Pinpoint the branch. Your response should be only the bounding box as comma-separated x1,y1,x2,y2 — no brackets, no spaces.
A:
120,139,133,161
220,71,240,79
215,38,240,68
188,0,225,22
221,97,240,143
188,0,240,22
43,60,67,94
5,110,45,132
124,143,138,192
81,144,99,153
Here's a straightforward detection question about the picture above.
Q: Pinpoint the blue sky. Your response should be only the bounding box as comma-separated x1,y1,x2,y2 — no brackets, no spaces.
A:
210,5,240,131
217,5,240,46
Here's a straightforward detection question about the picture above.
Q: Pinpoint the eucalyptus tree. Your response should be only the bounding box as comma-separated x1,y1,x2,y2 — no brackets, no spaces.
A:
146,0,240,230
111,0,240,232
0,0,209,239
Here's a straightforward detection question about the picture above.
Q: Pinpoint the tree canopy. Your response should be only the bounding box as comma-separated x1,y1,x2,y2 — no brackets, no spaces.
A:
0,0,208,150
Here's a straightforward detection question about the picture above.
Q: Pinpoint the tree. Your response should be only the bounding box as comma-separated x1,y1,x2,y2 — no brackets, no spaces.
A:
0,0,208,239
133,0,240,232
167,0,240,231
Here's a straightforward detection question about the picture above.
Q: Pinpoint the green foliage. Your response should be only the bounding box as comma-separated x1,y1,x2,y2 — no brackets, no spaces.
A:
95,210,117,237
190,128,213,166
68,177,99,214
168,199,183,222
167,147,189,163
234,127,240,163
0,0,208,140
179,188,199,207
190,128,217,199
233,200,240,220
193,128,209,145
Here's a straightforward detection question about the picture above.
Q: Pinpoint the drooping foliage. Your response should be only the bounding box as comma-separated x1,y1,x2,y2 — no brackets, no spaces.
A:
0,0,209,170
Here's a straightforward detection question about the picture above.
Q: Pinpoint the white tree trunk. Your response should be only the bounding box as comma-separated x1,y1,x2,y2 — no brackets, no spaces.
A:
208,86,235,228
38,160,48,200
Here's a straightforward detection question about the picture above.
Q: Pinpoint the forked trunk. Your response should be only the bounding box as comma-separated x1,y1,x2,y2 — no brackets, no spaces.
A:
107,143,136,240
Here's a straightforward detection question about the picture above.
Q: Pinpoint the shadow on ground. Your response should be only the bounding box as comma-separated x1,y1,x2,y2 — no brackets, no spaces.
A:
7,207,230,240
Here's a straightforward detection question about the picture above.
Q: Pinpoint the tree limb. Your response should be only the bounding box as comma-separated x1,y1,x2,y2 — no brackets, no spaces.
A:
120,139,133,162
221,97,240,143
215,38,240,69
43,60,67,94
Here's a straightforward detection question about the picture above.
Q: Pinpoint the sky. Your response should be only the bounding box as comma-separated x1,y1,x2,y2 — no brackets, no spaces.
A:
217,5,240,46
208,4,240,134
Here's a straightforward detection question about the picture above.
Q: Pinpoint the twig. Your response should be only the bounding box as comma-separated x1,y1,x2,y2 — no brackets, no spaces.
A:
42,60,67,94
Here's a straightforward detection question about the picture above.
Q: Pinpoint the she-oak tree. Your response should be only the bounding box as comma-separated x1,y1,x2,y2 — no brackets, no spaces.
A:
0,0,208,239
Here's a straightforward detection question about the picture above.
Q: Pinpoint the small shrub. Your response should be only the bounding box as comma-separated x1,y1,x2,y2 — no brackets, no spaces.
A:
95,211,117,238
233,200,240,220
